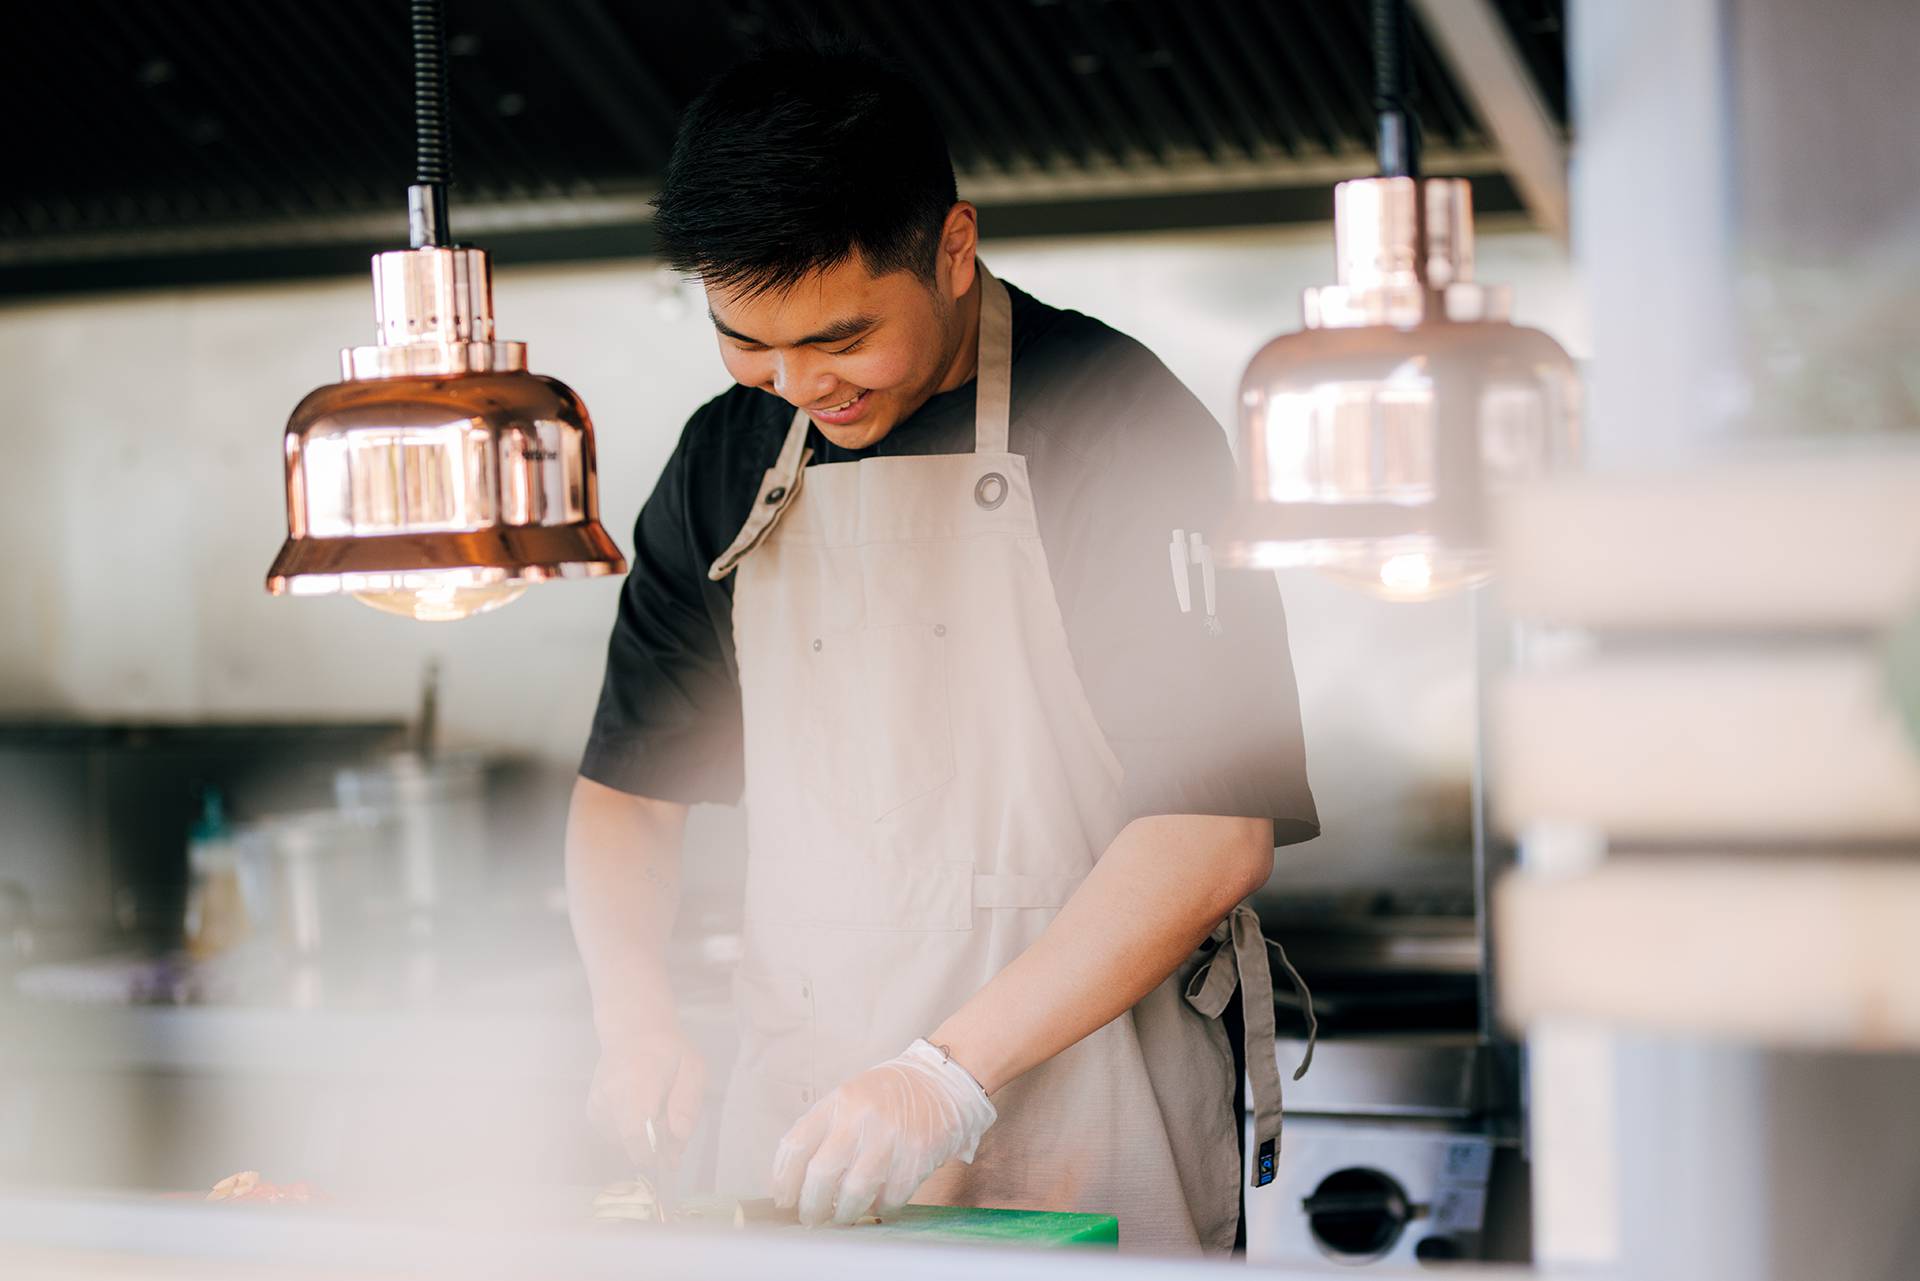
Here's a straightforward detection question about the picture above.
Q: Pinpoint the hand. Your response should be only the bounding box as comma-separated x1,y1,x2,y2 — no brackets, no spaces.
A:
771,1040,997,1227
587,1024,706,1167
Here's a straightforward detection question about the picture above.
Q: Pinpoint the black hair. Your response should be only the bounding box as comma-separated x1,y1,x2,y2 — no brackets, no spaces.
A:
651,39,959,299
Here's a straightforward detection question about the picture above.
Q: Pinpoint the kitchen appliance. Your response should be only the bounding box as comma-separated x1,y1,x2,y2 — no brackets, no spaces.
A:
1247,886,1525,1266
1254,1117,1501,1266
217,751,500,1005
331,752,491,937
264,0,623,621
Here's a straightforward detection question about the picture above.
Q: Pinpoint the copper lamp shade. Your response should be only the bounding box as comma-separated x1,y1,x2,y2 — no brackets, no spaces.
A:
1219,176,1581,600
266,245,625,621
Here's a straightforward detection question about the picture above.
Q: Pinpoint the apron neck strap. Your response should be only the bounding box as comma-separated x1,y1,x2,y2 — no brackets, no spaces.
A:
974,263,1012,455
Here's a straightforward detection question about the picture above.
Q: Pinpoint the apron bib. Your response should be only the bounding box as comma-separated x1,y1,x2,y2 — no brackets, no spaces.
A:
705,266,1305,1252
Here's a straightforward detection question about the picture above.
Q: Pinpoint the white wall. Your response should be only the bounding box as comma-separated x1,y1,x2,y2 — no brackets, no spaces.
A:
0,225,1586,883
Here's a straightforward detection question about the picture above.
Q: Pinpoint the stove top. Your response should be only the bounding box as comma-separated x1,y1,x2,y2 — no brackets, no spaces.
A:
1259,887,1482,1037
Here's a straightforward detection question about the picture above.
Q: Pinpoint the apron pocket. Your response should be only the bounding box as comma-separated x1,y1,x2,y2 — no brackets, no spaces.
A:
808,620,957,822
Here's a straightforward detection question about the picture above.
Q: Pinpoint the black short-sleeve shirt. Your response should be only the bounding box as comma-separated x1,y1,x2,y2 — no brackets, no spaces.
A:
582,279,1318,844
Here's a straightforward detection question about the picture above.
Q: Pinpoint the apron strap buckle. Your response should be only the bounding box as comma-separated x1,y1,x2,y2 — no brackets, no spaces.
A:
709,446,812,581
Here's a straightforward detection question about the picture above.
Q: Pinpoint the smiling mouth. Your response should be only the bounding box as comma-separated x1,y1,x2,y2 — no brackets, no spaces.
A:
809,389,872,422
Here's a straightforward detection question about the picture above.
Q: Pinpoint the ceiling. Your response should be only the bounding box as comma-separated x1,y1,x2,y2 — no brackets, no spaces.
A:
0,0,1567,296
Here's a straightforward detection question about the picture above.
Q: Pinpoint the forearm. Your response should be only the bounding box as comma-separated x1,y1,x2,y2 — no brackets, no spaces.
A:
931,815,1274,1094
564,777,689,1045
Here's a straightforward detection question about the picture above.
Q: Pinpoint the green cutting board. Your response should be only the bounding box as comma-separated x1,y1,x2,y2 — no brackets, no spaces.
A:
821,1202,1116,1247
684,1198,1118,1247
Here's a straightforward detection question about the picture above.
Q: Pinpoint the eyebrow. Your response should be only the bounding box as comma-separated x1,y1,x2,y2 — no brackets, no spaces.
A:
708,308,877,348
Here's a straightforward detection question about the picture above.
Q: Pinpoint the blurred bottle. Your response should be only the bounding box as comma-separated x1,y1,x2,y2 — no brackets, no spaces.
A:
184,788,251,961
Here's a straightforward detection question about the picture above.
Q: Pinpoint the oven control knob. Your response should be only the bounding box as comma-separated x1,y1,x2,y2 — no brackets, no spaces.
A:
1302,1167,1414,1262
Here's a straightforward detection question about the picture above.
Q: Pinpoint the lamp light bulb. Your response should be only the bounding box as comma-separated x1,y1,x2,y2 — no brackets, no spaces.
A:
1313,541,1490,603
351,576,527,622
1378,551,1435,596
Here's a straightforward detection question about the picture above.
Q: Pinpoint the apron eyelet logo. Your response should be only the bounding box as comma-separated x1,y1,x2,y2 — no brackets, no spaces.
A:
933,623,947,637
765,485,787,505
974,472,1008,510
811,638,822,653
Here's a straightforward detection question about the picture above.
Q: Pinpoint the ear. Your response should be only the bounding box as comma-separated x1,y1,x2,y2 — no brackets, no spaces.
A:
938,202,979,300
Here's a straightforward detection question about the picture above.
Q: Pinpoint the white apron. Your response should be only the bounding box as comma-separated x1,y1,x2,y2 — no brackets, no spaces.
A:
705,266,1306,1252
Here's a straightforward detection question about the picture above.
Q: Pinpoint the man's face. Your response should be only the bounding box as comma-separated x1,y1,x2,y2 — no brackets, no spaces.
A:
706,252,971,451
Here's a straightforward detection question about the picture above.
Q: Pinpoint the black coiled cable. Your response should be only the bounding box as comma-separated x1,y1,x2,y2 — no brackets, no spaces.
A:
408,0,452,246
1371,0,1419,179
411,0,451,186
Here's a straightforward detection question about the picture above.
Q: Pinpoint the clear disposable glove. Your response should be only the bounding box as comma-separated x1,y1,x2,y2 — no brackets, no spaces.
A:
771,1039,997,1227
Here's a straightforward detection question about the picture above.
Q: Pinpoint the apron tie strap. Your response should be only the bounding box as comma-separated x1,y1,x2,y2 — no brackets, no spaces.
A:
1185,904,1315,1188
1268,936,1317,1079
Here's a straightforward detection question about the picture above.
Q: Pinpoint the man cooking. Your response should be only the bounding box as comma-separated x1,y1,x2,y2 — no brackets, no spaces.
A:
567,41,1317,1253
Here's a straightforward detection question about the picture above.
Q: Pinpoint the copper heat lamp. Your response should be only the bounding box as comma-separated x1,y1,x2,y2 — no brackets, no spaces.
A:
1217,0,1579,599
265,0,624,621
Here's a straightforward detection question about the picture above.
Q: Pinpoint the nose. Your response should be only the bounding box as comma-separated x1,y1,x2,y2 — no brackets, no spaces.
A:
768,350,834,407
